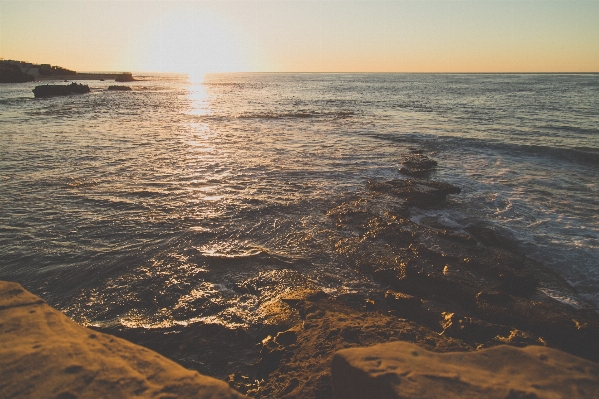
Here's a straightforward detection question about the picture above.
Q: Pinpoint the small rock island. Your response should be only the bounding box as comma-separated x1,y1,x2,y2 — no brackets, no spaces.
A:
32,83,90,98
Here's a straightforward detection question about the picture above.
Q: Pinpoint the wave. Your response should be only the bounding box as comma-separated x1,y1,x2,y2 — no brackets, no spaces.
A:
369,132,599,167
235,110,355,120
456,139,599,167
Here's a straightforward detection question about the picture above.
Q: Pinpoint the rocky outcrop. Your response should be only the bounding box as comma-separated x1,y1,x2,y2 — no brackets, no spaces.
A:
115,72,136,82
399,151,438,177
0,281,248,399
33,83,90,98
108,85,132,91
367,178,461,207
329,169,599,364
332,341,599,399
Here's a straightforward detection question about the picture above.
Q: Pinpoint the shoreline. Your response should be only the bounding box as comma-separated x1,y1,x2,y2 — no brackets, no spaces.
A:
4,280,598,398
36,72,135,81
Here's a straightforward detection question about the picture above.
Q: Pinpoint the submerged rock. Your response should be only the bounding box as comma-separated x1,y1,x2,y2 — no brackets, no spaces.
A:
33,83,90,98
399,152,438,177
332,341,599,399
107,85,132,91
368,178,461,207
0,281,248,399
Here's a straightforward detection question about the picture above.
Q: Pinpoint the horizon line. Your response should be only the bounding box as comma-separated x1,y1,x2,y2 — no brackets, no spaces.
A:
94,71,599,75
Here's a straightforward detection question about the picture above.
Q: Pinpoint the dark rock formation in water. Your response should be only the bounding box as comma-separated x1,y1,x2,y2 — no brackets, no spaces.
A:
368,178,461,207
115,72,136,82
399,152,438,177
0,63,35,83
33,83,90,98
0,281,248,399
332,341,599,399
107,85,132,91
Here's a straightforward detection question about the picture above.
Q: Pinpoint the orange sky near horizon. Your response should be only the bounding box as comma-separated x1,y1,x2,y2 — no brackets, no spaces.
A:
1,1,598,75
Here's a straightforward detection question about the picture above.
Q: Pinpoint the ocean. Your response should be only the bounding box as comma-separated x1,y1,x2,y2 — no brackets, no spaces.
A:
1,73,598,332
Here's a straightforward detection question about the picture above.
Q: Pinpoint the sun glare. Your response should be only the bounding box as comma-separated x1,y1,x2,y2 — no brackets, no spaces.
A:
132,10,253,82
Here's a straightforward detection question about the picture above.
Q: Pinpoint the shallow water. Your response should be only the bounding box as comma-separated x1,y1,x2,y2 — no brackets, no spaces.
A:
1,73,598,328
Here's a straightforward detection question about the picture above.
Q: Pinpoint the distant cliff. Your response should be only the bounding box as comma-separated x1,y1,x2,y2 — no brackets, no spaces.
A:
0,63,35,83
0,59,136,83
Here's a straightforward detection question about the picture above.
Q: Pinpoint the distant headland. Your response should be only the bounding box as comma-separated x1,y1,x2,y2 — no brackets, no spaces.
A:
0,59,135,83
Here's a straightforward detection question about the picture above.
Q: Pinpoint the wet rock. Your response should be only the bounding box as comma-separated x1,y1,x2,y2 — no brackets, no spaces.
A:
332,341,599,399
476,290,513,305
385,290,422,313
227,372,256,394
250,294,471,399
434,229,477,247
107,85,132,91
497,270,538,297
473,295,599,361
399,154,438,177
33,83,90,98
439,312,513,343
368,179,461,208
330,177,599,364
256,335,285,379
327,199,373,229
275,330,298,347
465,224,517,250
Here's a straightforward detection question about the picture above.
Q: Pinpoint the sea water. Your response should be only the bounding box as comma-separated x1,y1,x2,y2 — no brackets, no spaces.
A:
1,73,598,328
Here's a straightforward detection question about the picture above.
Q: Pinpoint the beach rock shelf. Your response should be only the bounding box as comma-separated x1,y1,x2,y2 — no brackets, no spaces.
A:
33,83,90,98
0,281,248,399
332,341,599,399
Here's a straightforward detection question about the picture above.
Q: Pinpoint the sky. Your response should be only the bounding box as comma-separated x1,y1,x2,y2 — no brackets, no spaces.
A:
1,0,598,74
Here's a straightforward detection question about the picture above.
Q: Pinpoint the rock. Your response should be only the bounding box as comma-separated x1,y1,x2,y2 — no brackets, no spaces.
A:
115,72,136,82
385,290,422,313
368,179,461,208
250,292,472,399
107,85,132,91
33,83,90,98
274,330,298,346
332,341,599,399
0,281,248,399
399,154,438,177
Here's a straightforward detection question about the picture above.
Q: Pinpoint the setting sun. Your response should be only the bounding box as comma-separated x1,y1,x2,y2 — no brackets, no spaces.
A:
127,9,255,81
